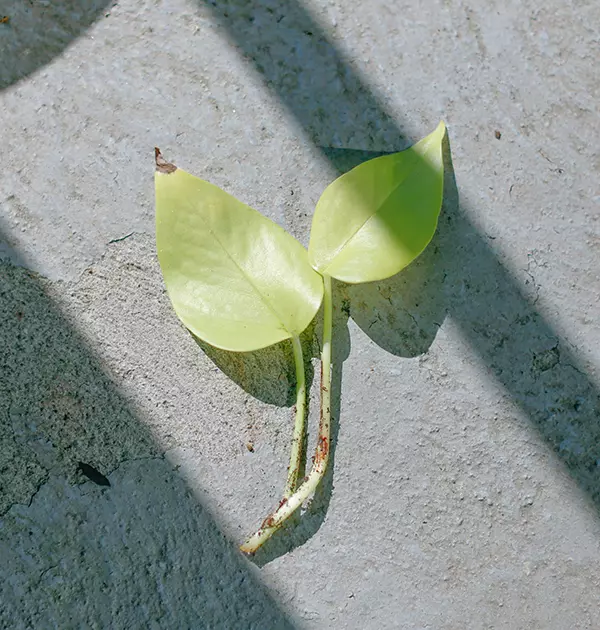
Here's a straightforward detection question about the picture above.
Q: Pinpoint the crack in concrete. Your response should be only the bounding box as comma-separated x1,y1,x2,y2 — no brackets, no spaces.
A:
524,252,541,305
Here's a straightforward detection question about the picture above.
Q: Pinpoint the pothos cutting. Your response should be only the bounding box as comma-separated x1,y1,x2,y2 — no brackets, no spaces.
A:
154,122,446,554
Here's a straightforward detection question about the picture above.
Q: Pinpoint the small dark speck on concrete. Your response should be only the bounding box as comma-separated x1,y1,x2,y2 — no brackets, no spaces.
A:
77,462,111,486
495,130,502,140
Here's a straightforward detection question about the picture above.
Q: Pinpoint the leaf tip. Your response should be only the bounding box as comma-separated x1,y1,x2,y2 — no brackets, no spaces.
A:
154,147,177,174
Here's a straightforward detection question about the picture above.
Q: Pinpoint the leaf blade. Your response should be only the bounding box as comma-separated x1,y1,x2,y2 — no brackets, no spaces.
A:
156,162,323,352
308,121,446,283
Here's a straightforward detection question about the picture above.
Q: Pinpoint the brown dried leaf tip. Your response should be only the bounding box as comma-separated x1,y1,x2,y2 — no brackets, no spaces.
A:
155,147,177,174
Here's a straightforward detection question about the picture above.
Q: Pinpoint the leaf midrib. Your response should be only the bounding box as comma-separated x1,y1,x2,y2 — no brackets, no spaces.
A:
186,198,293,335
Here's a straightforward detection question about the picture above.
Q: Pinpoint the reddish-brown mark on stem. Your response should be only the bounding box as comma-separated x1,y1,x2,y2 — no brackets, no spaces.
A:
260,497,289,530
315,435,329,464
261,514,276,529
315,362,331,465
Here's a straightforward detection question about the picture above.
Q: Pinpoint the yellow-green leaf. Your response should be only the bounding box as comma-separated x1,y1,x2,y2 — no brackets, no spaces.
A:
308,121,446,283
155,153,323,352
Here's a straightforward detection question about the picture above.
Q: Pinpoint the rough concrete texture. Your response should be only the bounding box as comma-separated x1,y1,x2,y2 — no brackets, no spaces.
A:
1,0,600,627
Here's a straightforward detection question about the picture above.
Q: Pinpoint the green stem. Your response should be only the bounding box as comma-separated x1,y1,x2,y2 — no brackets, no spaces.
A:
283,336,307,498
240,275,333,555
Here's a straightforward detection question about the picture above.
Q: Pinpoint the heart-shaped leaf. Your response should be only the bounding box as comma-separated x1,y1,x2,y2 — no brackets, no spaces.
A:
155,151,323,352
308,121,446,283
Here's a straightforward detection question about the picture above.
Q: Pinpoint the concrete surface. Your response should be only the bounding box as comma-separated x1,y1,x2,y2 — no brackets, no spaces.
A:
1,0,600,627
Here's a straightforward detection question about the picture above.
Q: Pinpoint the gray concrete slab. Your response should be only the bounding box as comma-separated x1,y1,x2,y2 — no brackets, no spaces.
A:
1,0,600,627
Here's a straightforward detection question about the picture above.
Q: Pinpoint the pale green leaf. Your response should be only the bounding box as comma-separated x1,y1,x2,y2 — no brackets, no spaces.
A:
308,121,446,283
155,155,323,352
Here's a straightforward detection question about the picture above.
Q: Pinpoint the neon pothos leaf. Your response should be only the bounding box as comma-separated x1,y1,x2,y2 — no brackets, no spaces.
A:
308,121,446,284
155,150,323,352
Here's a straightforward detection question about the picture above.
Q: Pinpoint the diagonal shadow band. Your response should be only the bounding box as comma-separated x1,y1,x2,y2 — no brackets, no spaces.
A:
0,0,112,91
0,224,297,628
199,0,600,519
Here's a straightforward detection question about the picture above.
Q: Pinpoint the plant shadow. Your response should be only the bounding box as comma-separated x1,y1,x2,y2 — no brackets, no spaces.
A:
345,134,456,358
194,321,317,408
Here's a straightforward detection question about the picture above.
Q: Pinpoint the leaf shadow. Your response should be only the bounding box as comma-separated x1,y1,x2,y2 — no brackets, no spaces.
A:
194,330,311,408
344,134,456,358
